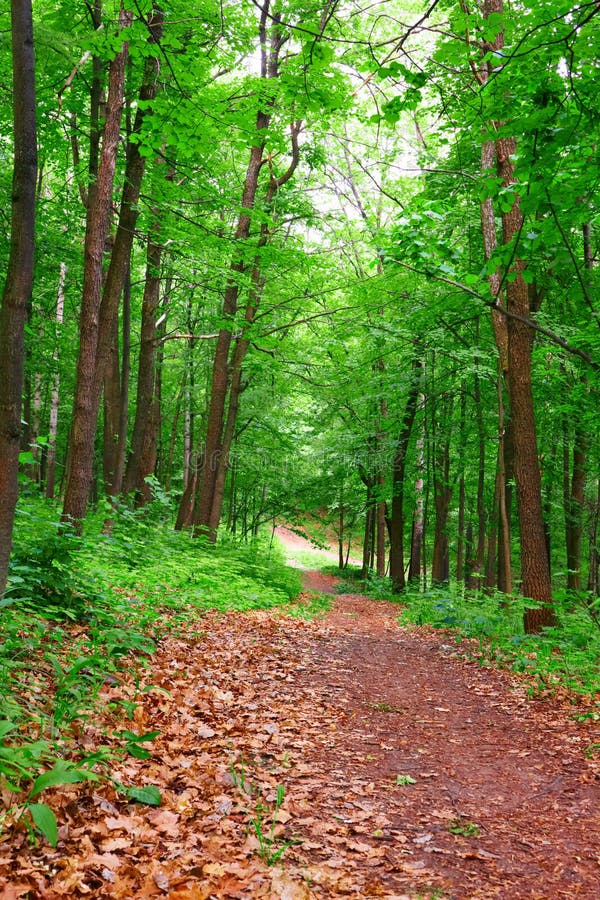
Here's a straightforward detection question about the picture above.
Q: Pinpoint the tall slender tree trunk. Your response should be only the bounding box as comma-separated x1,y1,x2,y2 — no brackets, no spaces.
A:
192,141,267,539
389,358,422,592
194,5,309,541
408,396,425,586
587,480,600,596
497,385,514,594
103,310,121,491
111,265,131,497
431,407,453,585
46,262,66,499
478,0,553,631
0,0,37,595
123,212,163,498
564,414,589,592
362,488,374,575
564,224,595,591
62,7,131,529
457,392,466,583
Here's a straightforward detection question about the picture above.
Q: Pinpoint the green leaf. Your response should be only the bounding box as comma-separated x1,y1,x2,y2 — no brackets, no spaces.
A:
28,803,58,846
125,743,152,759
31,762,97,797
125,784,162,806
0,721,16,741
116,730,160,743
395,774,417,785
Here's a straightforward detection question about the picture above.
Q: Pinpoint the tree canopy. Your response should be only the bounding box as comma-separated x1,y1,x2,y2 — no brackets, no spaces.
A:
1,0,600,632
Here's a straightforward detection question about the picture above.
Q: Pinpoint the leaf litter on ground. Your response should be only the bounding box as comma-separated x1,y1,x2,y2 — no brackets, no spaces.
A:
0,572,599,898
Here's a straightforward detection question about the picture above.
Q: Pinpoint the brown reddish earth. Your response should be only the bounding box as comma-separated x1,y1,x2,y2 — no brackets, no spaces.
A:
1,530,599,899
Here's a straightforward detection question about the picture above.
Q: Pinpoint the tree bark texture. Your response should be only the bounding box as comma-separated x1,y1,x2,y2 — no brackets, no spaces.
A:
46,262,66,499
389,358,422,592
408,403,425,586
123,214,163,498
431,411,453,585
62,8,131,529
496,137,555,631
0,0,37,595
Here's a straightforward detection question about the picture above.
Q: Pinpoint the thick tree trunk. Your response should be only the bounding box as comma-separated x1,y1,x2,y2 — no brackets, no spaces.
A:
0,0,36,595
64,7,162,527
62,9,131,529
496,137,555,631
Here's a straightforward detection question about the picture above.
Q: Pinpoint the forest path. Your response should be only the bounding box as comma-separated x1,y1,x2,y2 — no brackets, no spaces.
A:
2,551,599,898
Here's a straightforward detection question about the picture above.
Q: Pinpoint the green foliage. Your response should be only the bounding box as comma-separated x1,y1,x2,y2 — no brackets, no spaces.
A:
395,774,417,786
27,802,58,846
448,819,480,838
115,729,161,760
118,783,162,807
6,523,104,622
397,585,600,696
250,784,297,866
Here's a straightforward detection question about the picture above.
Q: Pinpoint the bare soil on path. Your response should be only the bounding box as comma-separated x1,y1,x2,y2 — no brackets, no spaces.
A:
1,540,599,899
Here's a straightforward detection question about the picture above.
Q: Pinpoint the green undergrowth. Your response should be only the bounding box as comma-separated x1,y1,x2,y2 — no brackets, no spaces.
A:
0,494,306,844
324,565,600,699
397,586,600,697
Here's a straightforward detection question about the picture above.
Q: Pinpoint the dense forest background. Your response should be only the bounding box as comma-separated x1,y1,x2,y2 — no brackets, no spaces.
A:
2,0,600,635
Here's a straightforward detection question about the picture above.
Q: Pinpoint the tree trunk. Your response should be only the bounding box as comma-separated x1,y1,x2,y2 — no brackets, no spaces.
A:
123,213,163,498
376,488,386,577
497,382,514,594
457,392,466,583
362,485,374,576
497,137,555,631
204,247,268,535
46,262,66,499
389,358,422,592
192,140,267,539
431,425,453,585
103,310,121,491
408,405,425,587
62,7,131,529
565,417,588,591
193,7,301,540
111,264,131,496
587,480,600,596
0,0,37,595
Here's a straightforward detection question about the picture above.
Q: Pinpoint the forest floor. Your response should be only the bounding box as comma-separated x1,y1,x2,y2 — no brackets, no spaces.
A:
1,530,599,899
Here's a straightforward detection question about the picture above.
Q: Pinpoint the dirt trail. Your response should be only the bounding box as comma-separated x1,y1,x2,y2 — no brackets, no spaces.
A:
1,548,599,899
287,581,600,897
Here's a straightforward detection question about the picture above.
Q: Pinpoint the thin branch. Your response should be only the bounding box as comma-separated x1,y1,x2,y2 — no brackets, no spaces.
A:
393,260,600,370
